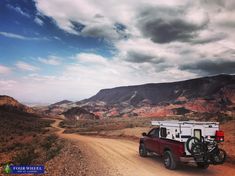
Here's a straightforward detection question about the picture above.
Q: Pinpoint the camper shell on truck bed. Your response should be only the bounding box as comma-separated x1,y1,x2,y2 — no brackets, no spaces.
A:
139,120,226,170
151,121,219,155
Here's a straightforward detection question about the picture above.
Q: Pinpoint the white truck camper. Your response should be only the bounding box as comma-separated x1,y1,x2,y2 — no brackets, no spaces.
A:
151,120,223,155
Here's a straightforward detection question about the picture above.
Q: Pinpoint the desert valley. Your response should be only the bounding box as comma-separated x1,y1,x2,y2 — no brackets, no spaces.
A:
0,74,235,175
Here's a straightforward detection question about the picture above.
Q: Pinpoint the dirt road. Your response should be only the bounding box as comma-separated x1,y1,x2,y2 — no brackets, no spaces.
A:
51,119,235,176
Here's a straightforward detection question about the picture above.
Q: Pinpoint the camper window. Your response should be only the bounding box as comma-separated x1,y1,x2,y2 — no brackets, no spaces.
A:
194,129,202,140
160,127,167,138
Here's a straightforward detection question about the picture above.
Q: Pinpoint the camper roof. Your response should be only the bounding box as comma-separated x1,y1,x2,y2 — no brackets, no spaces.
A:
151,120,219,126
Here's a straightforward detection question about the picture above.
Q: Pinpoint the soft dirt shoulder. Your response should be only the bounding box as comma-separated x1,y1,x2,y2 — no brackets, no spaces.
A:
52,119,235,176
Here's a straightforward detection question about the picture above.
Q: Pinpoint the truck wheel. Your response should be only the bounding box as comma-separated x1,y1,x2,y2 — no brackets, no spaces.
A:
139,143,148,157
197,162,209,169
163,151,178,170
191,143,207,162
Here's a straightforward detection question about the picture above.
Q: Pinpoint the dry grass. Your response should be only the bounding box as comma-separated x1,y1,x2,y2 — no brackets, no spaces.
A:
60,117,165,134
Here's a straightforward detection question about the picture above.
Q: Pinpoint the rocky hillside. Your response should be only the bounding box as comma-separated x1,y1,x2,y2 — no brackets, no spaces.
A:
0,95,34,113
43,74,235,120
78,74,235,119
35,100,74,117
63,107,98,120
38,100,98,120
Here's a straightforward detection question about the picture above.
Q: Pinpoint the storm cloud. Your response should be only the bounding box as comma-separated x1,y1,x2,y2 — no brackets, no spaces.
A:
180,60,235,75
125,51,164,64
137,6,208,43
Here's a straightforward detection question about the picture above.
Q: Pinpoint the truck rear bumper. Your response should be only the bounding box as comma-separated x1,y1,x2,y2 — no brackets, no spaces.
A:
180,157,195,163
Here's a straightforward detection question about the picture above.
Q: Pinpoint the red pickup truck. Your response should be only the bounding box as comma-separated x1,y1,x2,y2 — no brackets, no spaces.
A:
140,121,226,170
139,127,186,170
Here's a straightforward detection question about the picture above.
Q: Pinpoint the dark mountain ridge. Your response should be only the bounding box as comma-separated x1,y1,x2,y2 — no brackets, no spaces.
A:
50,100,73,106
84,74,235,106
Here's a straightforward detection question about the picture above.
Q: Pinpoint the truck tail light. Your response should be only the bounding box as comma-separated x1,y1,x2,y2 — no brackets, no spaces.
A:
215,130,224,142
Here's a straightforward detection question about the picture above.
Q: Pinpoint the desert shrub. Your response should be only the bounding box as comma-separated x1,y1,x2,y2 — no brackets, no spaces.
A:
179,115,189,121
32,133,37,138
46,144,63,160
40,135,64,161
3,142,24,152
218,115,234,123
11,142,24,150
173,107,191,115
126,124,134,128
12,147,37,165
41,135,58,150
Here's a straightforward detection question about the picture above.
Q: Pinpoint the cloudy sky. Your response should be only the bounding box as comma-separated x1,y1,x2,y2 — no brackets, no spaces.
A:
0,0,235,104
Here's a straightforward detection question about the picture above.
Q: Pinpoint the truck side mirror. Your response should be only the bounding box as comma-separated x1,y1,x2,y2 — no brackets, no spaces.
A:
142,132,147,136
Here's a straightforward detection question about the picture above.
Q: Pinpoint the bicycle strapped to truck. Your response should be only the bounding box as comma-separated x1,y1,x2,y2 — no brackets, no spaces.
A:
186,136,226,165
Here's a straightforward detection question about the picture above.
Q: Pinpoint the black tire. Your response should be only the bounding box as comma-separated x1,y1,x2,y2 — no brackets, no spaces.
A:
191,143,207,162
186,137,201,154
163,150,178,170
197,162,209,169
139,143,148,157
211,148,226,164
